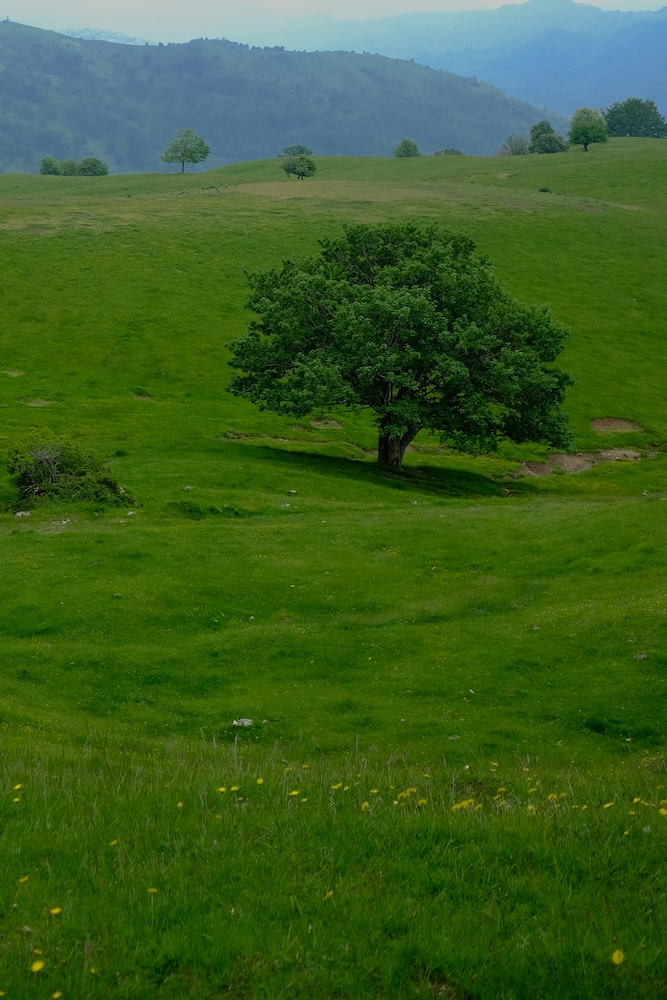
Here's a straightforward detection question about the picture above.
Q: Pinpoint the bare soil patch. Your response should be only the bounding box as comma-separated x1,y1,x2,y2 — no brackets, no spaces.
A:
3,370,24,377
21,398,57,407
515,449,641,478
310,418,342,429
590,417,643,432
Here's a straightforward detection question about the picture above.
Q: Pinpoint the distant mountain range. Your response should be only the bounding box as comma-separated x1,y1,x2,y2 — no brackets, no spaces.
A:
244,0,667,116
0,21,568,174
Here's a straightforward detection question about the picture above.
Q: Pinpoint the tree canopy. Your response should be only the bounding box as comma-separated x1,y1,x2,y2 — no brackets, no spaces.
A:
394,139,421,157
281,154,316,179
280,144,313,156
529,120,568,154
604,98,667,138
161,129,210,173
499,133,529,156
227,223,572,468
568,108,608,152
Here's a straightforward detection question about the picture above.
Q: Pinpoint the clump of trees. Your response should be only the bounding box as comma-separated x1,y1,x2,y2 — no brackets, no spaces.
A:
529,120,568,154
227,222,572,469
434,148,464,156
604,97,667,138
281,154,316,179
39,156,109,175
498,133,530,156
394,139,421,157
161,129,210,172
568,108,608,151
7,437,134,509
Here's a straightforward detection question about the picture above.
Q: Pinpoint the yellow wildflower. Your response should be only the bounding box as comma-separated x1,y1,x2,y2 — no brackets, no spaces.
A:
13,798,20,803
176,801,183,809
324,890,334,900
300,797,307,803
528,787,537,793
417,799,427,807
659,808,667,817
497,787,506,793
50,907,62,916
19,876,29,884
217,787,226,793
31,960,45,973
611,950,625,965
231,785,240,792
288,790,300,797
423,773,431,778
301,764,310,769
256,778,264,785
33,949,43,955
603,802,614,809
527,804,537,815
361,801,369,811
370,788,379,794
331,783,343,790
547,793,558,801
52,993,63,999
13,784,22,790
110,839,118,846
147,887,158,894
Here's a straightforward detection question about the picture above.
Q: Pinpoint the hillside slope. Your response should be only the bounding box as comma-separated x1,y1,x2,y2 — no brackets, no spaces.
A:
260,0,667,116
0,21,566,173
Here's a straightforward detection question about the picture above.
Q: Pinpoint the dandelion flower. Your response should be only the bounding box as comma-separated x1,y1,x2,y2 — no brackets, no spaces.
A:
603,802,614,809
423,773,431,778
624,830,630,836
417,799,427,807
527,804,537,815
547,793,558,802
256,778,264,785
89,967,97,974
497,787,506,793
147,887,158,894
300,797,307,803
324,890,333,900
31,960,45,973
659,808,667,817
528,787,537,793
13,784,22,790
33,949,43,955
301,764,310,769
331,783,342,790
633,797,641,804
217,787,226,793
51,993,63,999
361,801,369,812
49,907,62,915
611,950,625,965
110,839,118,846
18,876,29,884
12,798,20,803
231,786,240,792
176,801,183,809
370,789,379,795
288,790,300,797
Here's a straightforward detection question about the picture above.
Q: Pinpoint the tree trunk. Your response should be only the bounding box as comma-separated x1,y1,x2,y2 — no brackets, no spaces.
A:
377,426,419,468
181,160,185,173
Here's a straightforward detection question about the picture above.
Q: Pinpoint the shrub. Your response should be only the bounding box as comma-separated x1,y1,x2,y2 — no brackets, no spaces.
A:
434,147,464,155
394,138,421,157
6,437,134,509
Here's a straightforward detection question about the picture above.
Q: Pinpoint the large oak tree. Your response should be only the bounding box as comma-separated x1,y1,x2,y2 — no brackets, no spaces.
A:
227,223,572,467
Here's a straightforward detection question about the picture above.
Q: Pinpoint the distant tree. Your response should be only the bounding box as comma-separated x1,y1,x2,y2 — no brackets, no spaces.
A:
280,144,313,156
39,156,62,175
568,108,608,152
532,133,568,154
281,154,316,179
227,222,572,469
604,97,667,138
499,133,529,156
394,138,421,157
60,159,80,175
78,157,109,176
162,128,210,173
434,147,464,155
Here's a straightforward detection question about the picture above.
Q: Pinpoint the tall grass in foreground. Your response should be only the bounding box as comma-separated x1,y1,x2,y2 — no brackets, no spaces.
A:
1,743,665,999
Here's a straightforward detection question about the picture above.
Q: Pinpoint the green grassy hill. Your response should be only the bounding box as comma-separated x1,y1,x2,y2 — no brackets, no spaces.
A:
0,20,567,173
0,140,665,998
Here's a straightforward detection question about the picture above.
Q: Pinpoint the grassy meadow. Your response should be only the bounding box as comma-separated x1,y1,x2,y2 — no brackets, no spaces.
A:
1,140,666,998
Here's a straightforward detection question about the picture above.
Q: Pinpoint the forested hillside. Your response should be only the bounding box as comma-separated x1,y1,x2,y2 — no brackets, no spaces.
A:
0,21,566,173
262,0,667,116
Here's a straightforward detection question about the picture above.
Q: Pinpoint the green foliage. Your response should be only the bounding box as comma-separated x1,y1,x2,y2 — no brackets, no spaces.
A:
281,143,313,156
38,155,109,176
434,147,464,155
394,138,421,157
604,97,667,138
499,132,530,155
38,155,61,175
161,128,210,173
6,437,134,508
281,154,316,179
77,156,109,175
529,120,568,154
568,107,608,151
228,222,572,467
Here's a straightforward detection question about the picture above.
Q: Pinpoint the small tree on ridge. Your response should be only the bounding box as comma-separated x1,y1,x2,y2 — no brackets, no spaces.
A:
162,129,210,173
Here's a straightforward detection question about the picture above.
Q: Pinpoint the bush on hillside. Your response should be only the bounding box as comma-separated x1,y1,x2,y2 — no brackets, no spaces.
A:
394,138,421,157
6,437,134,509
38,156,109,175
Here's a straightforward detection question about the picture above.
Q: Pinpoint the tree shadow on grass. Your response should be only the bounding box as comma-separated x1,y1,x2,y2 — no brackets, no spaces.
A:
228,442,513,500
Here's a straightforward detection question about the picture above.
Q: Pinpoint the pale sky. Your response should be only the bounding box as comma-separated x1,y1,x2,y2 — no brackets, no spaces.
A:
9,0,664,43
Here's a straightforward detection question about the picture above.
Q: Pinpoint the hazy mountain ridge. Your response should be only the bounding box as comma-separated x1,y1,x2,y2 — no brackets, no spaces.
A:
247,0,667,115
0,21,568,174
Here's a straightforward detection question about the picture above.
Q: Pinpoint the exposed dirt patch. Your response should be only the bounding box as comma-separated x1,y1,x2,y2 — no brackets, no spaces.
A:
515,449,641,478
310,418,342,429
590,417,643,432
133,394,153,401
3,370,24,377
21,398,57,407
